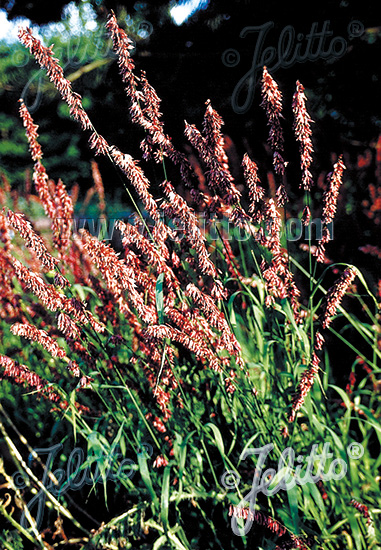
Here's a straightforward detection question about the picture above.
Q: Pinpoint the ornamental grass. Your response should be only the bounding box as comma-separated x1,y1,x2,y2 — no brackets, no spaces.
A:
0,12,380,550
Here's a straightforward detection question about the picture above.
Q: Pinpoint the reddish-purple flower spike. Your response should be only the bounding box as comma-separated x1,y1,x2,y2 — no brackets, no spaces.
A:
0,354,60,402
242,153,265,221
184,109,241,207
18,26,111,160
261,67,286,175
292,81,314,191
289,353,320,423
18,28,92,131
32,161,57,219
261,67,284,154
314,155,346,262
319,267,357,330
11,322,66,358
18,27,163,224
203,99,229,162
301,205,311,226
260,67,288,204
139,70,163,128
6,209,58,272
18,101,57,219
106,11,137,95
106,14,175,163
350,499,372,525
314,331,325,351
18,99,43,162
52,179,74,256
321,155,346,226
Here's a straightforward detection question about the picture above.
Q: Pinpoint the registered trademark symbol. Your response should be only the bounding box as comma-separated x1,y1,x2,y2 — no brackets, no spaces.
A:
347,442,364,459
347,20,364,39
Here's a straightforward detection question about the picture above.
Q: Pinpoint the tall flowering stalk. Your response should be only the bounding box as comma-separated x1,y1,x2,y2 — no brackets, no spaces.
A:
184,105,243,211
18,26,160,223
5,209,58,272
315,155,346,262
10,322,66,358
202,99,241,205
19,100,56,219
319,267,357,329
12,258,104,332
106,11,196,188
80,229,156,324
52,179,74,256
241,154,301,317
18,29,92,132
260,66,287,205
289,267,357,422
242,153,265,222
19,100,74,260
288,353,320,423
105,11,137,95
292,81,314,191
0,354,60,402
18,98,43,162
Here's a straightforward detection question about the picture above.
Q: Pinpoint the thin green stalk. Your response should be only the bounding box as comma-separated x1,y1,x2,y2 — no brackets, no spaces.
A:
0,418,88,536
0,504,44,549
